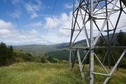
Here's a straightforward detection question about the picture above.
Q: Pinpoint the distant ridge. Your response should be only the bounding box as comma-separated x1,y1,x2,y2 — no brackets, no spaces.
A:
14,32,126,56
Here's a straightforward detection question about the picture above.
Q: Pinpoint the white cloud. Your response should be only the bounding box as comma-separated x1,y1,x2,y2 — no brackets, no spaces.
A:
25,3,40,12
44,17,59,29
64,0,79,9
0,20,14,29
44,12,73,43
31,12,38,19
11,0,21,4
64,3,73,9
0,20,19,40
26,21,43,28
0,29,11,35
0,19,45,45
74,0,79,8
58,28,70,37
30,29,38,34
25,3,38,18
44,12,72,29
10,10,21,18
24,0,43,19
22,30,43,40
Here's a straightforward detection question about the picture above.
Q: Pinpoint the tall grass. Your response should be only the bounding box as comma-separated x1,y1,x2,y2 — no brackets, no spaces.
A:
0,62,126,84
0,62,83,84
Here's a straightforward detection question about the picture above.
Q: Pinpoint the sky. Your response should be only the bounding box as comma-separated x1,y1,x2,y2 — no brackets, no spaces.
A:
0,0,78,45
0,0,126,46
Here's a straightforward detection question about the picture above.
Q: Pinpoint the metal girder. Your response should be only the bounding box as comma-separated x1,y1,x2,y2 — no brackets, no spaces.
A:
121,0,126,6
69,0,126,84
104,50,126,84
77,49,85,80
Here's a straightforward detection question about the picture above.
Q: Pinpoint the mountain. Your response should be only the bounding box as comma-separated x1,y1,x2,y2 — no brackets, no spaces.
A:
13,32,126,57
14,44,55,57
13,43,70,57
55,43,69,48
71,32,126,47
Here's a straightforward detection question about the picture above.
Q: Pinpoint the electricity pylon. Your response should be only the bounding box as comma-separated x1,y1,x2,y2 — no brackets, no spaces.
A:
69,0,126,84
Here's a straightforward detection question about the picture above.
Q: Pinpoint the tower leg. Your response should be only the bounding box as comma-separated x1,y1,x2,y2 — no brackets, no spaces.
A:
89,0,94,83
89,51,94,84
68,49,72,70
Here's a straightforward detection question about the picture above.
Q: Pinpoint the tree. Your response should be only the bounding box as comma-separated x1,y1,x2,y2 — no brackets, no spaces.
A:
96,37,106,56
41,56,46,63
5,46,14,65
117,30,126,46
0,42,14,66
97,37,106,46
116,30,126,69
0,42,7,65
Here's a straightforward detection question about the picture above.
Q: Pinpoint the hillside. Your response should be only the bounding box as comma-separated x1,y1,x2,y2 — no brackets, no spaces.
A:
13,32,124,59
14,32,125,52
0,62,126,84
13,43,69,57
14,45,54,57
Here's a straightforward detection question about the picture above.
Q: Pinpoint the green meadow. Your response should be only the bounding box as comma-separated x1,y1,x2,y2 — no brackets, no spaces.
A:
0,62,126,84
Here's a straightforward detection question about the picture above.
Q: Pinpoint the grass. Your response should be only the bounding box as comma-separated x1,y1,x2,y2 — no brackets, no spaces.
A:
0,62,83,84
0,62,126,84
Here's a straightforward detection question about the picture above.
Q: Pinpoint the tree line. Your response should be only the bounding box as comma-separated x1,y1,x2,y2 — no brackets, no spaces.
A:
97,30,126,69
0,42,41,66
0,42,14,66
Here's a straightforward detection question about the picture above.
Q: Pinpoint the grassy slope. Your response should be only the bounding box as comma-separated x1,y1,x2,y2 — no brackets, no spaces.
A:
0,63,83,84
0,62,126,84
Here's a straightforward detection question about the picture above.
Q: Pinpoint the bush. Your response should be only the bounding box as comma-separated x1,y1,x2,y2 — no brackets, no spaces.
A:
41,56,47,63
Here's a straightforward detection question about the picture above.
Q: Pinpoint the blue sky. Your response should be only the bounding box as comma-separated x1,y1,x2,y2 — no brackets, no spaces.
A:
0,0,126,45
0,0,78,45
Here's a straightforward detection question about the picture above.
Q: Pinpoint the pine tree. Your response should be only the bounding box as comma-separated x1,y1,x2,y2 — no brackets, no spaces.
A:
117,30,126,46
0,42,14,66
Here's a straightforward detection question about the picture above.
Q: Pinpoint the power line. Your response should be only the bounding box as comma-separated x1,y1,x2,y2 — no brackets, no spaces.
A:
44,0,57,44
9,0,27,45
20,0,45,45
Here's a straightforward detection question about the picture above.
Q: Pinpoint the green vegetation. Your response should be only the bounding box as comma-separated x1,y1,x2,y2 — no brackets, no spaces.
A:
14,50,41,63
40,56,60,63
96,31,126,69
0,42,14,66
0,62,83,84
117,30,126,46
0,62,126,84
14,45,58,57
0,42,67,65
47,49,69,60
0,42,42,66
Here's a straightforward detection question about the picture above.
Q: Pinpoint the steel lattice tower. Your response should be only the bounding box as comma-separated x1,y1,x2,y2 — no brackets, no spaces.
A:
69,0,126,84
